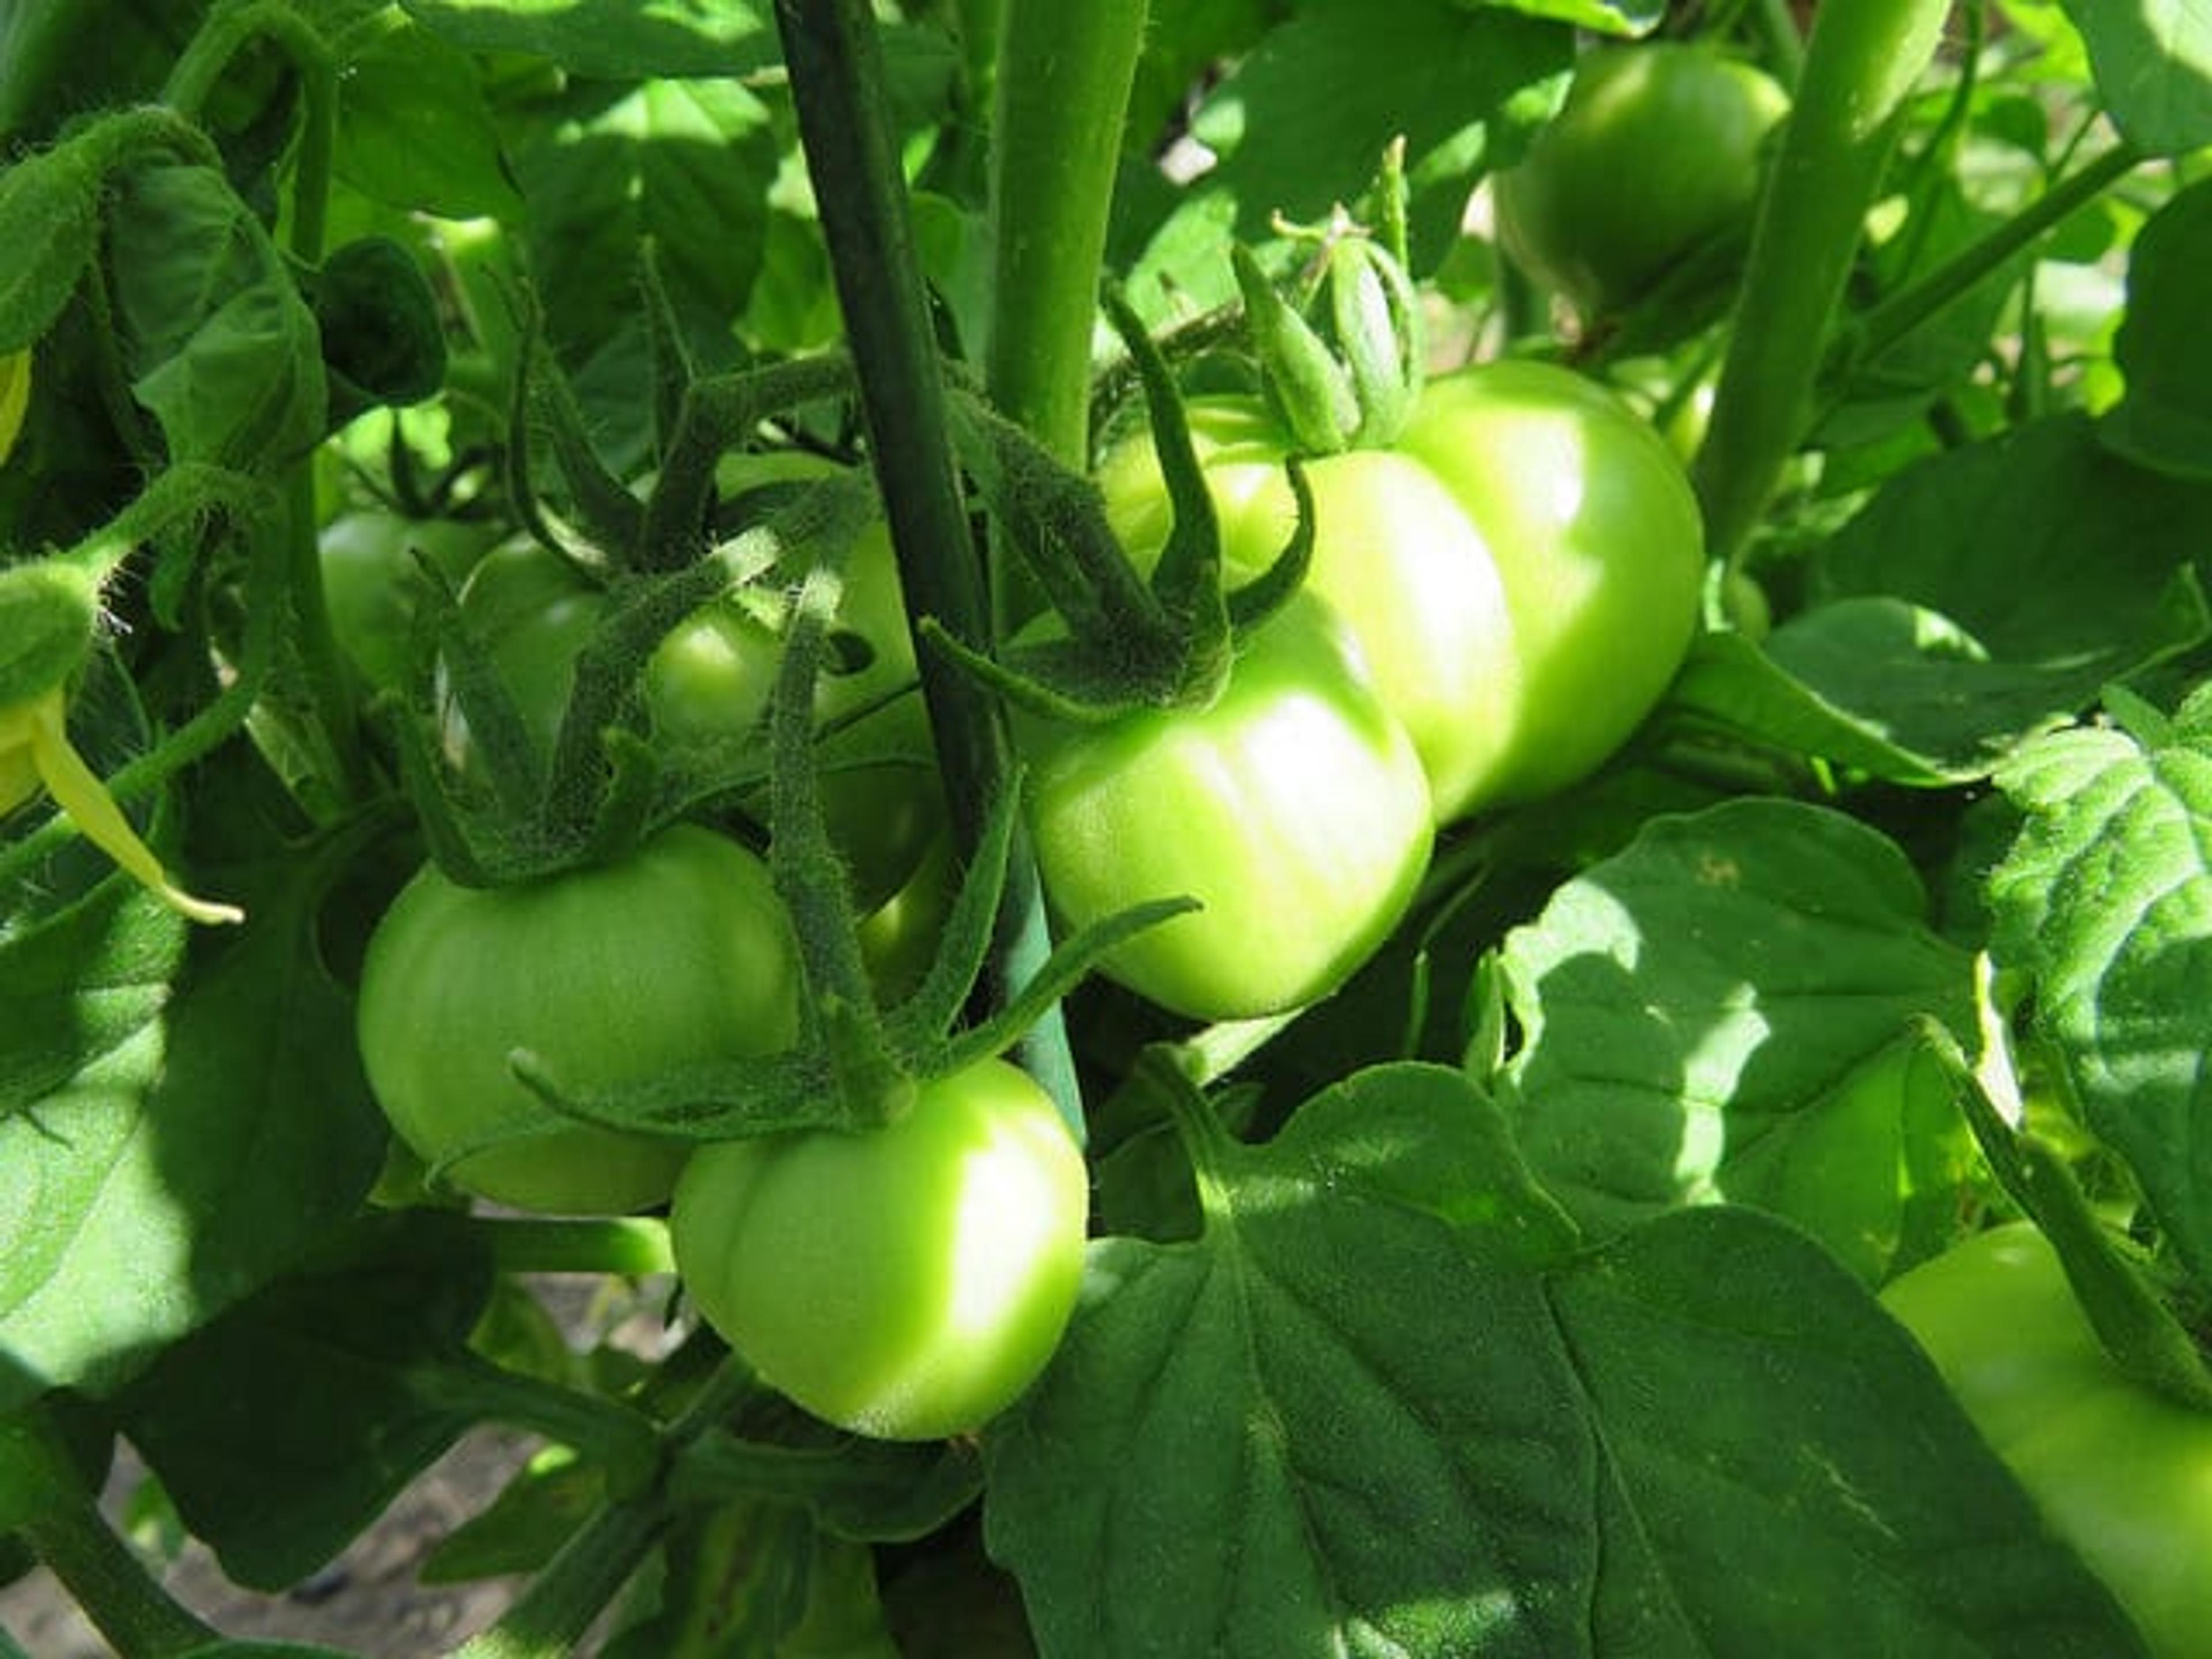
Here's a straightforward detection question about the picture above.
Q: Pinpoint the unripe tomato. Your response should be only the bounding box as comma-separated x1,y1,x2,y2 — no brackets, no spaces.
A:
1494,43,1789,327
1097,361,1703,822
445,472,945,912
1392,361,1705,806
669,1057,1089,1441
317,510,498,691
1020,590,1433,1022
355,824,802,1215
1883,1222,2212,1658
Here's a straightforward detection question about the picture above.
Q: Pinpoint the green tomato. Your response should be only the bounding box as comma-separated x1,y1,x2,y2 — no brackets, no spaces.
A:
1393,362,1705,806
446,484,943,911
355,824,802,1215
669,1057,1089,1441
317,510,498,690
1494,43,1789,327
1020,590,1433,1022
443,535,608,762
1882,1222,2212,1658
1097,362,1703,822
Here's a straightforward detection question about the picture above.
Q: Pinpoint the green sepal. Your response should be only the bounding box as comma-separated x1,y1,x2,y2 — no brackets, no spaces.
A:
930,292,1315,728
1233,243,1357,456
1330,236,1423,449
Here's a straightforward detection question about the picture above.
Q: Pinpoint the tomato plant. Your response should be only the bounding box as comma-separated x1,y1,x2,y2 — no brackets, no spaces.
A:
4,1,2206,1656
1020,590,1433,1021
670,1056,1089,1442
1883,1224,2212,1659
1494,42,1789,332
355,824,802,1215
1096,359,1704,823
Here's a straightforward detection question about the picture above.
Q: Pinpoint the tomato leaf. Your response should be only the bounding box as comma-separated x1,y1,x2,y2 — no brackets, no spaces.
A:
328,10,521,219
1548,1206,2149,1656
399,0,781,80
2104,175,2212,481
2056,0,2212,155
984,1066,2147,1658
1113,0,1569,312
986,1066,1600,1657
109,1211,500,1593
1497,799,1979,1283
0,857,388,1415
1990,687,2212,1290
510,78,780,465
105,159,327,469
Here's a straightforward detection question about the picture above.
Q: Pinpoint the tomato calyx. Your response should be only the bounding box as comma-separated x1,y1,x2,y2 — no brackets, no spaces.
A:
1231,142,1424,456
502,541,1194,1158
925,292,1313,726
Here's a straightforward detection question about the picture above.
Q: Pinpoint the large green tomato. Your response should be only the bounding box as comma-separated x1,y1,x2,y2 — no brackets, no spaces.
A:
1097,362,1703,822
1494,43,1789,328
1882,1222,2212,1658
1392,362,1705,805
356,824,802,1215
1020,590,1433,1022
669,1057,1089,1441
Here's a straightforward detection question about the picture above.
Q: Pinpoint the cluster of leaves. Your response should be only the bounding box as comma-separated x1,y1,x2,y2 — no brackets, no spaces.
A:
5,0,2212,1657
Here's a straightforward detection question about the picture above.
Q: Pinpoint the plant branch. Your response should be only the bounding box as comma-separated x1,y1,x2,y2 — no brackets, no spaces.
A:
1690,0,1953,570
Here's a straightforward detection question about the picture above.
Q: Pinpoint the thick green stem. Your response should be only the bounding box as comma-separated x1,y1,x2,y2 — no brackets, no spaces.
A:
2,1409,213,1659
986,0,1148,464
772,0,1084,1130
1690,0,1952,570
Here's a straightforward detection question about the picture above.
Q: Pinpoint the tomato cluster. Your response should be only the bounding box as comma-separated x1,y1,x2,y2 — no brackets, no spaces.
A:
1069,358,1704,1019
350,352,1702,1440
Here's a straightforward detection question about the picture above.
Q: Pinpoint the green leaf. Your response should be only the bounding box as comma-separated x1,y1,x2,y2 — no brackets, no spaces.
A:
986,1066,2146,1657
0,862,388,1414
109,1211,499,1592
1498,799,1979,1283
1548,1207,2147,1656
399,0,779,79
1112,0,1568,312
105,160,327,468
986,1067,1600,1658
328,9,521,219
2104,175,2212,480
0,868,184,1113
2056,0,2212,155
1990,694,2212,1287
513,78,779,460
1809,413,2212,695
1666,583,2207,785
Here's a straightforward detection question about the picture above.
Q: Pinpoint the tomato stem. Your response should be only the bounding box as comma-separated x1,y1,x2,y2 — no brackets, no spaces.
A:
449,1484,669,1659
0,1408,215,1659
1690,0,1952,571
986,0,1148,467
1845,140,2143,373
772,0,1084,1132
